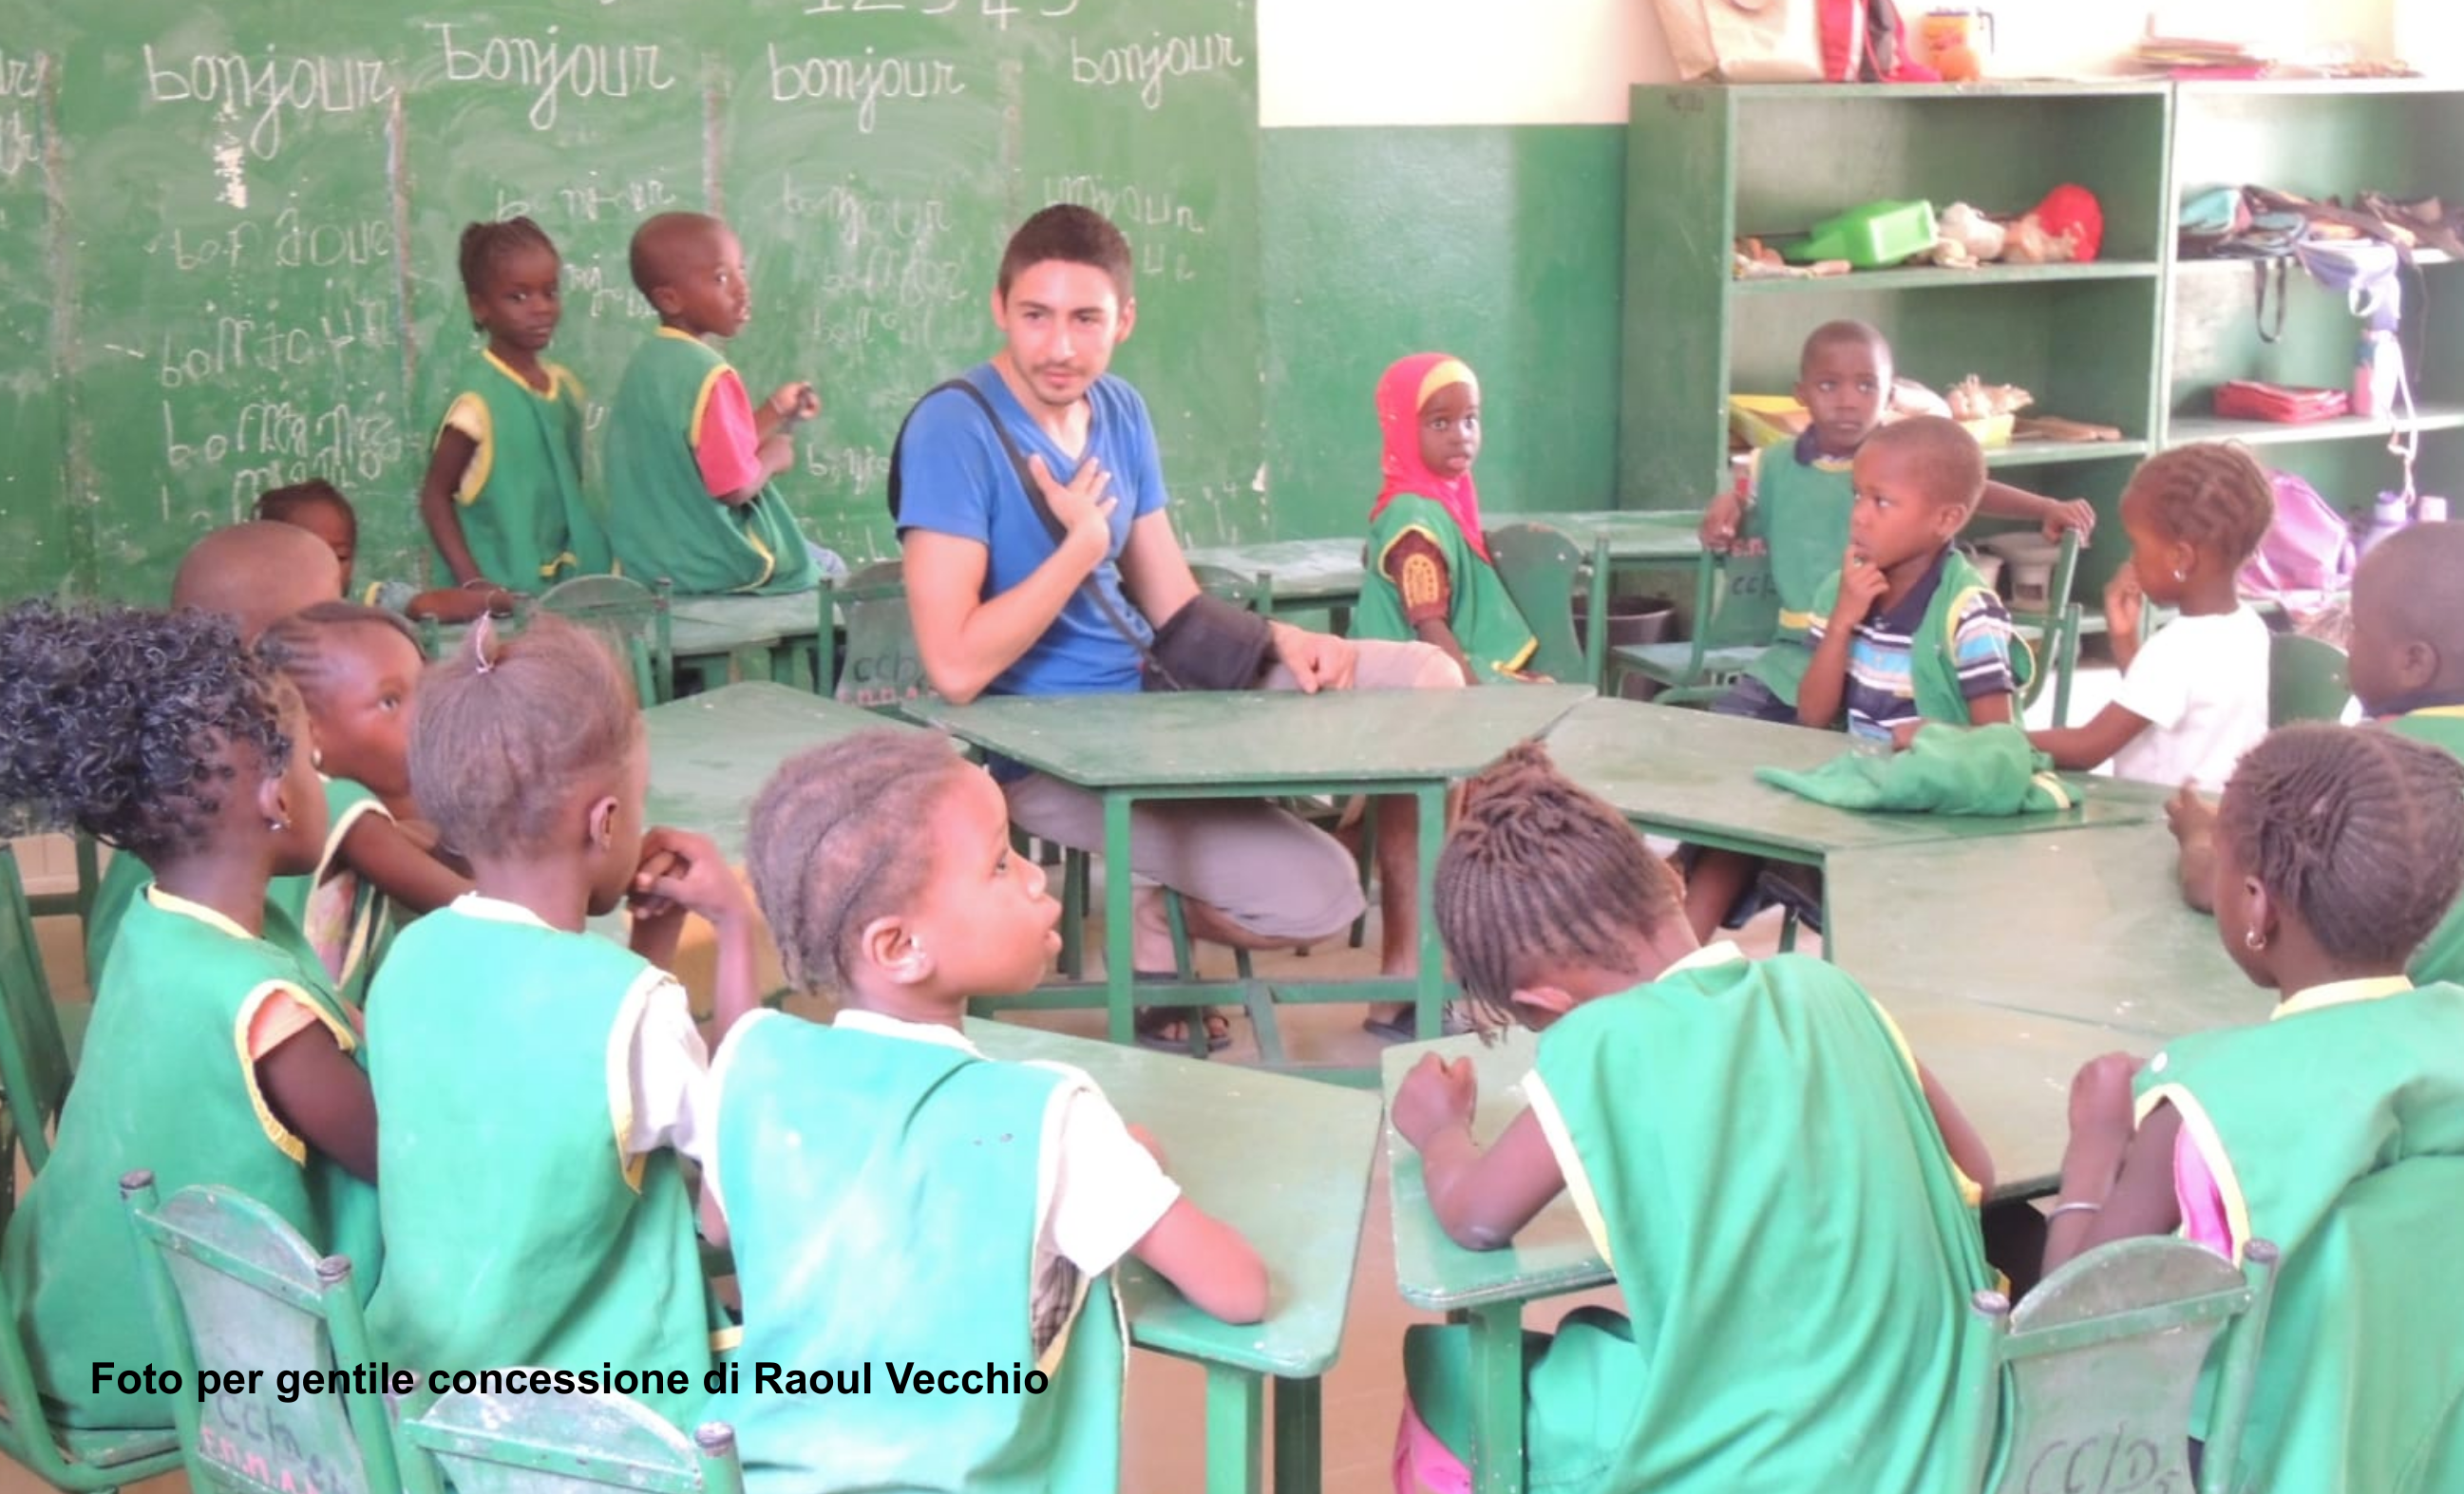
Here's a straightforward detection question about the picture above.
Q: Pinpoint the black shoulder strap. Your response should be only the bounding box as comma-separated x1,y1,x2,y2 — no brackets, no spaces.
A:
885,378,1065,546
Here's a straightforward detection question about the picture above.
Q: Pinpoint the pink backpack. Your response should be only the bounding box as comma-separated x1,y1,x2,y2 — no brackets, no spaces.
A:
2239,469,2356,602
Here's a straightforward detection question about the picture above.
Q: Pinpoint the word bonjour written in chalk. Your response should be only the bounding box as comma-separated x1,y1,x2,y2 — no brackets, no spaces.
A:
90,1357,1051,1402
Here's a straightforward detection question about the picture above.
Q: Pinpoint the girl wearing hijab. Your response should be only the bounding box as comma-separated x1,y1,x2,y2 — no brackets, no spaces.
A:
1353,354,1540,684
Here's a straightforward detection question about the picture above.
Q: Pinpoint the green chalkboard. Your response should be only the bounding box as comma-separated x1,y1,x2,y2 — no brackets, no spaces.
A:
0,0,1258,602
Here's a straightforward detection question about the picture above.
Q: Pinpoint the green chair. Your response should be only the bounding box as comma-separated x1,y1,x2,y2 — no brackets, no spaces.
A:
1604,545,1781,707
0,842,80,1183
2003,529,2084,727
1971,1235,2280,1494
2268,633,2351,726
1486,522,1608,687
817,561,930,712
0,1178,182,1492
19,837,99,945
403,1389,742,1494
538,575,677,707
121,1175,405,1494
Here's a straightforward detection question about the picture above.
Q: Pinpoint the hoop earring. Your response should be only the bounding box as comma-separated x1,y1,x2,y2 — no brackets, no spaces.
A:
2244,928,2265,952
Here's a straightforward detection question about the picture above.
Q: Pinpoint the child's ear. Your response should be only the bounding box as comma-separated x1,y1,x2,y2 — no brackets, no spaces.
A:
1932,500,1968,542
2242,875,2283,954
2396,636,2441,691
1508,984,1578,1021
254,772,292,835
649,285,683,317
856,916,932,985
585,793,621,854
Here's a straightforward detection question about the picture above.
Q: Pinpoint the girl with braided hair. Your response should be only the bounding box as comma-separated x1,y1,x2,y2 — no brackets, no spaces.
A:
2047,723,2464,1490
1392,742,1997,1494
361,615,754,1432
709,728,1264,1494
417,216,611,594
2028,442,2276,794
0,603,378,1432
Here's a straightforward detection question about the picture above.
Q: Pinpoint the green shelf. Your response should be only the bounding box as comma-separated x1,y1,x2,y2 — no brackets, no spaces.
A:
1734,261,2163,294
1984,439,2152,469
2166,404,2464,448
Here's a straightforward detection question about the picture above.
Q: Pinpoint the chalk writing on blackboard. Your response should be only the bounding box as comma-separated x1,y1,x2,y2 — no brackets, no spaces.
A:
141,46,394,160
428,26,678,133
1068,33,1242,110
798,0,1080,25
763,46,968,134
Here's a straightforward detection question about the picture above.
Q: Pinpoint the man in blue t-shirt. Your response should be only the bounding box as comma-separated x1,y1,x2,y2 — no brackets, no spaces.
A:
896,204,1460,1050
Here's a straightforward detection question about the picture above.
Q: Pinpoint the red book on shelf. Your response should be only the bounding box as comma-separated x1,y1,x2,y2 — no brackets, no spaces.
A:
2214,381,2352,423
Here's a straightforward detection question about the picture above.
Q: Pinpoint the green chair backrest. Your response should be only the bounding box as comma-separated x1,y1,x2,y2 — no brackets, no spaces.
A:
1486,521,1596,684
537,575,674,706
2268,632,2351,726
0,843,73,1180
1692,546,1784,652
826,560,932,712
1974,1235,2280,1494
404,1388,743,1494
122,1175,405,1494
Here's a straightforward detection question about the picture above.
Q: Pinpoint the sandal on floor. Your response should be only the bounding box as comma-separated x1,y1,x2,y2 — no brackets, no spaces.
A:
1362,1003,1476,1045
1133,987,1234,1054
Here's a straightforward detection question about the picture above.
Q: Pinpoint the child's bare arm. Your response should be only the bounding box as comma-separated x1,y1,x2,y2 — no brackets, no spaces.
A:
401,584,517,624
628,828,761,1041
1413,618,1478,685
2028,703,2152,771
1129,1198,1269,1324
256,1024,379,1182
2041,1055,2181,1279
753,382,820,442
418,427,491,587
713,436,795,507
1393,1054,1568,1251
1963,690,2014,728
340,815,472,915
1978,480,2096,544
1913,1060,1994,1200
1799,552,1884,728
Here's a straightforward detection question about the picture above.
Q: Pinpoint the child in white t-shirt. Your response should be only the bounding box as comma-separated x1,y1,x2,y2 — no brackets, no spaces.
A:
2031,444,2277,794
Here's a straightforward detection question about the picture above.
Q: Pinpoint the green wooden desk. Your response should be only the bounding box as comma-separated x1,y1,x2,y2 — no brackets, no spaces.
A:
911,687,1591,1066
1825,823,2252,1194
1517,509,1702,562
640,683,909,856
1542,697,2175,862
973,1020,1381,1494
666,592,827,690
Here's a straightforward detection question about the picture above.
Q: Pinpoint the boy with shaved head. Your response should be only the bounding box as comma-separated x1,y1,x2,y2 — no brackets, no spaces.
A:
606,210,823,596
171,520,344,641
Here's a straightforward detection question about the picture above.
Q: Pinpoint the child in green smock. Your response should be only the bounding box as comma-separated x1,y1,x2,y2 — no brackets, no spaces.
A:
2049,723,2464,1492
606,211,822,596
362,616,759,1434
1390,743,1998,1494
417,217,611,595
1353,353,1539,683
2170,519,2464,985
712,728,1266,1494
0,604,380,1433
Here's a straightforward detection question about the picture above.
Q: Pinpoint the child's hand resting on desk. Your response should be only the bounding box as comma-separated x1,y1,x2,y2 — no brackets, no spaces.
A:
1393,1053,1479,1150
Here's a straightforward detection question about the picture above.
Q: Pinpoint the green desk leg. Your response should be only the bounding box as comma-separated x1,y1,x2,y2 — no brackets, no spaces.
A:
1205,1366,1263,1494
1469,1301,1526,1494
1414,782,1446,1040
1105,789,1136,1046
1272,1375,1322,1494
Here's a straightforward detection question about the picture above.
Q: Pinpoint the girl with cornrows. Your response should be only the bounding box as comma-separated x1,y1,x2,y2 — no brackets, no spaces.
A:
2048,723,2464,1491
1390,742,1997,1494
2028,442,2276,795
417,216,612,593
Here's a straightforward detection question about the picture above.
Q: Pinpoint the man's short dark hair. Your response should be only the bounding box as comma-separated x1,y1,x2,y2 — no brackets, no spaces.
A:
997,204,1133,303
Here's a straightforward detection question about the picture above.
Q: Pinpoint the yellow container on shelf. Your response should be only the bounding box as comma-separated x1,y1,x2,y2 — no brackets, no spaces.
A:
1728,393,1808,448
1959,411,2014,448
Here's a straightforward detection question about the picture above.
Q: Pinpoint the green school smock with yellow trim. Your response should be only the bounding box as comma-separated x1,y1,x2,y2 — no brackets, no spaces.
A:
83,772,358,989
429,349,611,591
1404,947,1994,1494
1,886,377,1431
605,329,820,596
263,776,393,1012
363,901,714,1431
1807,545,2031,723
1355,494,1539,682
2134,979,2464,1492
2390,706,2464,986
706,1012,1125,1494
1739,439,1856,705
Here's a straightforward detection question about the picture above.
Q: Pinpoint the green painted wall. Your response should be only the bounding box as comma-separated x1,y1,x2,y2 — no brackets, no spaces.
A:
1254,124,1628,546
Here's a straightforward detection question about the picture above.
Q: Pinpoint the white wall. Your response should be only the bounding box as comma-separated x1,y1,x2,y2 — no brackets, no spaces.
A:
1258,0,2398,129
